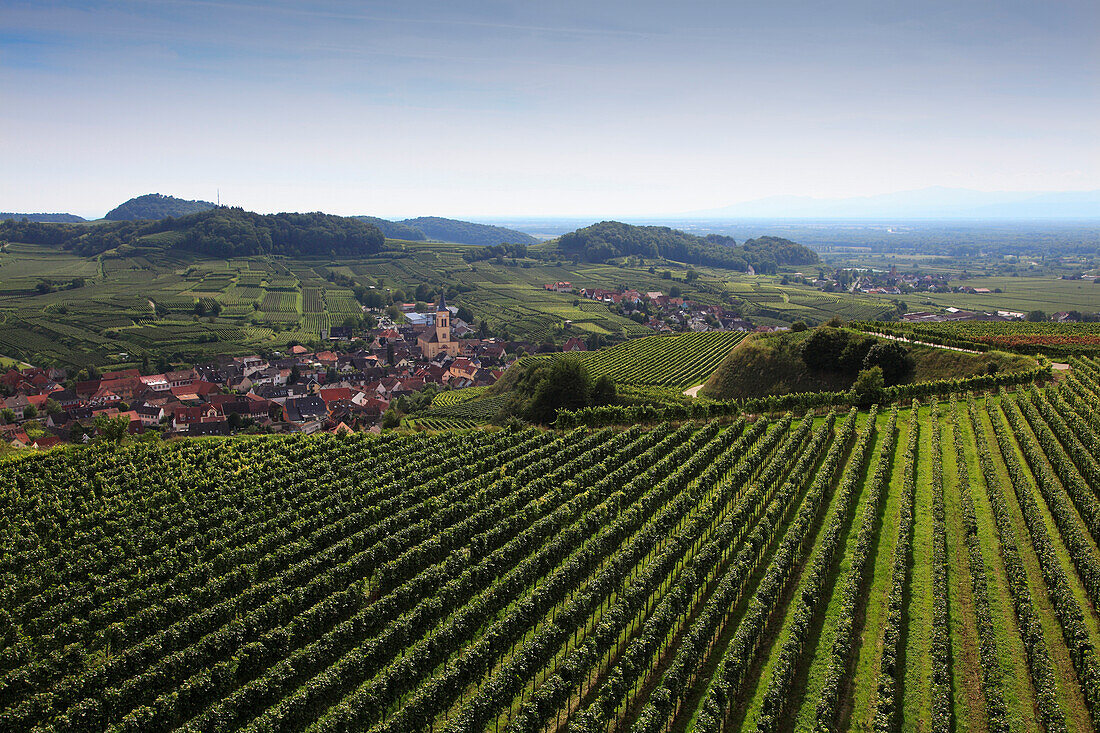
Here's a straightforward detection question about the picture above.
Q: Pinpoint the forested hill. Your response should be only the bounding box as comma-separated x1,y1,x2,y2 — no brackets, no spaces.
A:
401,217,539,246
353,216,537,245
355,216,429,241
0,212,86,223
742,235,824,267
104,193,216,221
555,221,819,273
0,207,386,258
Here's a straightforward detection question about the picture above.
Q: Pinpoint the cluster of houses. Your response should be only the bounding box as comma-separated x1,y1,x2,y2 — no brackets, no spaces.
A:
555,284,760,334
803,267,957,295
842,269,952,295
1,296,517,448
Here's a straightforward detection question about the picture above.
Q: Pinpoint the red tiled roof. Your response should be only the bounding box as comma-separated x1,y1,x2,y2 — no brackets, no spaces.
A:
319,387,353,404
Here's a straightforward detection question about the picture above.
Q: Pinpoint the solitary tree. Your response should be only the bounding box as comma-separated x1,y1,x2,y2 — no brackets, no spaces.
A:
381,408,400,429
851,366,885,407
94,414,130,443
862,341,914,386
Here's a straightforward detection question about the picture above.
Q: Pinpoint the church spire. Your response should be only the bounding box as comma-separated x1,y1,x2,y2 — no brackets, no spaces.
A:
437,292,447,311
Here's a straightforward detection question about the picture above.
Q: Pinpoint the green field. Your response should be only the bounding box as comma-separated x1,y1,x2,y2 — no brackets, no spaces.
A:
858,275,1100,317
715,276,897,324
5,361,1100,731
0,354,28,369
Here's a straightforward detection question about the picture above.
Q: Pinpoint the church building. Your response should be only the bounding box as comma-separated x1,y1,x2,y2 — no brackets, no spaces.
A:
418,294,461,359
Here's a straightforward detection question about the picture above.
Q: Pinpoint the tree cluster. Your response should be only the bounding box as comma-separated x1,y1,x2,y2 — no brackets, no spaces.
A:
177,210,385,257
462,243,529,262
800,326,915,385
496,356,615,424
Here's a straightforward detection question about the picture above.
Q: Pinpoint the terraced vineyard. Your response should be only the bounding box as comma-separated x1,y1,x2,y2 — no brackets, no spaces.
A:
404,416,484,430
431,385,489,407
4,363,1100,732
422,392,511,423
260,290,299,313
530,331,748,388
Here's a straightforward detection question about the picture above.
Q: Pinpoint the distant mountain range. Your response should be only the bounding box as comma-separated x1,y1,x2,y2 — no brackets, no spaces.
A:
684,187,1100,220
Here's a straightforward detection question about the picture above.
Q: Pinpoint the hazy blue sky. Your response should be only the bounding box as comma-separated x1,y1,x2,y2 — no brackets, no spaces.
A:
2,0,1097,218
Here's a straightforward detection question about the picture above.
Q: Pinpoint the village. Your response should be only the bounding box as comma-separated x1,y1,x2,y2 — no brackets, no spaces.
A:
0,287,778,448
0,295,507,447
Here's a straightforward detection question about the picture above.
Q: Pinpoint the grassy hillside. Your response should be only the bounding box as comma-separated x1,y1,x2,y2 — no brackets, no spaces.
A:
909,342,1034,380
702,328,1034,399
701,330,852,399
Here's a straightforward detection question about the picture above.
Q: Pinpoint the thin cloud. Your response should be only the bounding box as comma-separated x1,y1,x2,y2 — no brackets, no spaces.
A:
129,0,660,40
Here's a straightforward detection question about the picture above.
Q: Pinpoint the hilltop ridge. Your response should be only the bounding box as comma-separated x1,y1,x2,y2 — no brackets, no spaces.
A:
0,207,385,258
104,193,217,221
0,212,86,223
554,220,819,273
400,216,539,246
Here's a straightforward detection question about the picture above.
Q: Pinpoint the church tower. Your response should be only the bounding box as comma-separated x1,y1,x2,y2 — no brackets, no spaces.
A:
435,293,449,344
418,292,460,359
